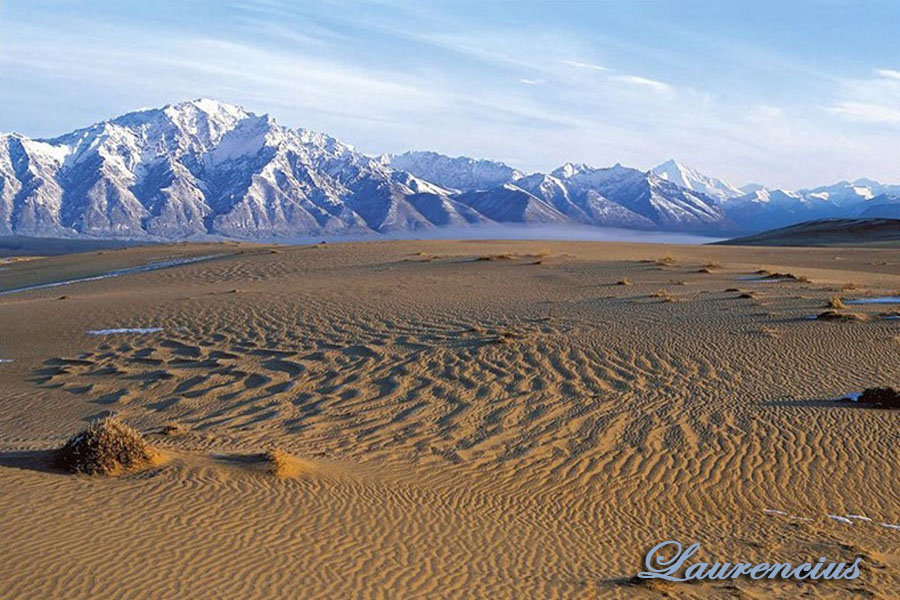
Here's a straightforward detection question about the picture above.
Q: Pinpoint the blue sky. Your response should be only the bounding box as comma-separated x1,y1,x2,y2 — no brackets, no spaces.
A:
1,0,898,188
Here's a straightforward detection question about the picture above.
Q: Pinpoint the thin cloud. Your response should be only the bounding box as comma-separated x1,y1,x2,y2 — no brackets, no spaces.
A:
826,102,900,125
612,75,671,92
875,68,900,80
561,59,611,72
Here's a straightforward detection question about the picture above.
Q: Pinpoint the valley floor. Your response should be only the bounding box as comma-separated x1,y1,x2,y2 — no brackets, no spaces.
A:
0,239,897,598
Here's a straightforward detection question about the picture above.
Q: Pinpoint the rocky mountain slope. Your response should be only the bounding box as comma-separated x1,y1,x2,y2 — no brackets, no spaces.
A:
0,99,896,239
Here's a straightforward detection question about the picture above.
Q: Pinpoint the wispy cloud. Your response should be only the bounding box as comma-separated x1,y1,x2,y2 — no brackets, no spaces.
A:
826,102,900,125
561,59,611,72
612,75,671,92
825,68,900,126
875,68,900,80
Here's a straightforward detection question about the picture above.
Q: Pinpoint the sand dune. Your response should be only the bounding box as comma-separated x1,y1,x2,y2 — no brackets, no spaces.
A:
0,240,897,598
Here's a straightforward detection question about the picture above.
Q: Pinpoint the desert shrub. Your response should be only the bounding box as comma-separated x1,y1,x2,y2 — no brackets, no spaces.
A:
854,387,900,409
476,253,515,261
827,296,846,309
57,417,156,475
816,310,865,322
262,448,303,477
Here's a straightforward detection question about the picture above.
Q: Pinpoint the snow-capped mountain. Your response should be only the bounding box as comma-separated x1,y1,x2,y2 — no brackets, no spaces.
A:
0,99,479,238
385,151,523,192
0,99,897,240
721,179,900,231
549,162,727,229
651,159,743,203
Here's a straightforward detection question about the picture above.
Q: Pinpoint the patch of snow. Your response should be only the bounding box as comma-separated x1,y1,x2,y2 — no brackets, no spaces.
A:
0,254,228,296
87,328,163,335
845,296,900,304
828,515,853,525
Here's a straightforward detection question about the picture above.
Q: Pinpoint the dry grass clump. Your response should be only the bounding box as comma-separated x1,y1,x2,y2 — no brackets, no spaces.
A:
652,289,674,302
57,417,157,475
760,271,809,282
616,278,632,286
157,423,183,436
841,281,860,291
654,255,675,266
262,448,303,477
848,387,900,409
476,253,516,262
827,296,847,309
816,310,866,322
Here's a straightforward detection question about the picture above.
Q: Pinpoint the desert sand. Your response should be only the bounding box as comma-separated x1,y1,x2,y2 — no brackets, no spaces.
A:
0,239,897,598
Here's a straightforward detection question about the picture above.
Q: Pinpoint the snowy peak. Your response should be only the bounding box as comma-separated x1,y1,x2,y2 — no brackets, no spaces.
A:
651,159,743,202
387,151,522,192
1,98,898,240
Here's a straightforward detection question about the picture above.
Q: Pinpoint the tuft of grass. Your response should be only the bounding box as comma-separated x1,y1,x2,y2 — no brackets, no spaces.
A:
827,296,846,309
652,289,674,302
57,417,157,475
841,281,860,291
476,253,516,262
816,310,865,322
263,448,297,477
847,387,900,409
654,255,676,266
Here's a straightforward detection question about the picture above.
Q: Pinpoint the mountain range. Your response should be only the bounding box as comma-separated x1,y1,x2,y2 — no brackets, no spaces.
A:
1,99,897,240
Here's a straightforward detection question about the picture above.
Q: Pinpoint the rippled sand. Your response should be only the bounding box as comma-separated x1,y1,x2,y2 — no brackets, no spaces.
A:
0,240,897,598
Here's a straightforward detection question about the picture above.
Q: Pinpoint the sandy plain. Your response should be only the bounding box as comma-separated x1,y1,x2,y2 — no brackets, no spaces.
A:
0,239,897,599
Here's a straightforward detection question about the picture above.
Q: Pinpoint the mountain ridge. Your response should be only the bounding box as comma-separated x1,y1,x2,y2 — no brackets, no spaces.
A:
1,99,896,240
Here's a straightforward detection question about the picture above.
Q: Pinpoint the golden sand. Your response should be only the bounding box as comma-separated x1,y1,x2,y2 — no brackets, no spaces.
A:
0,239,897,598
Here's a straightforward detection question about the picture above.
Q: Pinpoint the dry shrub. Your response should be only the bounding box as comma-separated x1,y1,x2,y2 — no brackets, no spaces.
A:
476,253,516,262
158,423,183,436
827,296,847,309
652,289,674,302
654,255,675,266
762,271,808,282
57,417,156,475
852,387,900,409
263,448,303,477
816,310,865,322
842,282,860,291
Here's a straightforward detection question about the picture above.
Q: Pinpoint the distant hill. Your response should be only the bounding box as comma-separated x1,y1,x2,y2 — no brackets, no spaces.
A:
714,218,900,247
